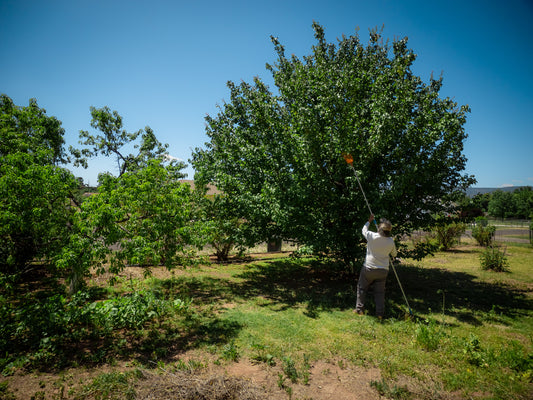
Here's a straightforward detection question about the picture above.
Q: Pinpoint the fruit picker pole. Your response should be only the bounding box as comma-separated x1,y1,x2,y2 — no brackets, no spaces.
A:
342,153,378,229
342,152,413,316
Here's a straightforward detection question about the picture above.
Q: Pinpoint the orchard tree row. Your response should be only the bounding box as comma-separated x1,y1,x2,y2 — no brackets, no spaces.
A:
2,23,475,295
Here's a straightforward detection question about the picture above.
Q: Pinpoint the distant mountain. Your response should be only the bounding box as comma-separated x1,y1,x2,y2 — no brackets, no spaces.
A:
466,186,531,197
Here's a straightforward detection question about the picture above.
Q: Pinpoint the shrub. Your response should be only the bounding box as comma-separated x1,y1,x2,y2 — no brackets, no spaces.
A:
433,221,466,251
480,246,509,272
474,216,488,226
472,224,496,247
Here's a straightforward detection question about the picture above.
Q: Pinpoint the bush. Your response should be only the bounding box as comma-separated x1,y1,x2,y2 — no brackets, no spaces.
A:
472,224,496,247
480,246,509,272
433,221,466,251
0,289,190,371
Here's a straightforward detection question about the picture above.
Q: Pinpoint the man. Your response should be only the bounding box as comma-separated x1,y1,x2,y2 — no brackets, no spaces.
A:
355,214,397,318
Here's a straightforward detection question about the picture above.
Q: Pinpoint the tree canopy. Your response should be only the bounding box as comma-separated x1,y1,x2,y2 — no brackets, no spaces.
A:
192,22,476,265
0,94,78,274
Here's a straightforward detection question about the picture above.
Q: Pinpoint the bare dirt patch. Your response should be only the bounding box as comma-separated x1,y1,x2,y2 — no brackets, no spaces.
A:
1,354,388,400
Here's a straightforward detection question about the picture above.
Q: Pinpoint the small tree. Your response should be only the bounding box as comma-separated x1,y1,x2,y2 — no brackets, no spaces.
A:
58,160,202,292
62,108,203,292
201,195,252,262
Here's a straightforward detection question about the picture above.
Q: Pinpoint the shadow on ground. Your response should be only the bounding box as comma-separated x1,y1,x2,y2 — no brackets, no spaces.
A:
7,256,531,371
161,258,532,328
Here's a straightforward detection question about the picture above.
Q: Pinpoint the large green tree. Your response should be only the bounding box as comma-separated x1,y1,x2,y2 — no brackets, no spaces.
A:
488,190,515,220
0,95,78,275
512,187,533,219
192,23,476,266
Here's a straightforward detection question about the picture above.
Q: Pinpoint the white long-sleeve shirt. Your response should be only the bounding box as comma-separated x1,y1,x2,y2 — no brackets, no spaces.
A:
362,222,397,270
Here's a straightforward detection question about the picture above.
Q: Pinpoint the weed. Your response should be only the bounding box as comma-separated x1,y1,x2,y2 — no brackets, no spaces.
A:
277,372,286,389
282,356,299,383
462,334,488,367
0,381,16,400
285,385,293,399
74,370,138,400
497,340,533,378
221,340,240,362
30,391,45,400
370,378,410,399
415,318,445,351
167,359,205,374
251,344,276,366
302,354,311,385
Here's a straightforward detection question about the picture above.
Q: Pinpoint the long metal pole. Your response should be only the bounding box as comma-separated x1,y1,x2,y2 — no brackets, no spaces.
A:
390,256,413,316
349,164,378,229
348,161,413,316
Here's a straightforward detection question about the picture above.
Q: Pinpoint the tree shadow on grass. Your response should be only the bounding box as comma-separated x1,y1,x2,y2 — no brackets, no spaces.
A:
231,259,356,317
139,257,532,362
391,263,532,325
225,258,532,325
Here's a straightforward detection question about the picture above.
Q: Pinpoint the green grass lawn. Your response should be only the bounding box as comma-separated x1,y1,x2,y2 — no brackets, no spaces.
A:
2,240,531,399
137,239,532,399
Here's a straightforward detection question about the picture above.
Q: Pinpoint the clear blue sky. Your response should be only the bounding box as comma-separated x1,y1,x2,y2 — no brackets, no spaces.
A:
1,0,532,188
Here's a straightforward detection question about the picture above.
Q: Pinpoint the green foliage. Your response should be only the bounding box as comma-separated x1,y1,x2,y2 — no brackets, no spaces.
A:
415,318,446,351
65,162,201,278
282,356,299,383
221,340,240,362
474,187,533,220
192,22,475,267
512,187,533,219
370,378,410,399
488,190,515,219
74,370,139,400
462,334,488,367
201,195,251,262
432,217,466,251
251,344,276,366
0,95,79,275
0,94,67,164
72,106,186,178
480,245,509,272
0,288,190,371
471,223,496,247
0,381,16,400
60,108,206,292
457,192,485,219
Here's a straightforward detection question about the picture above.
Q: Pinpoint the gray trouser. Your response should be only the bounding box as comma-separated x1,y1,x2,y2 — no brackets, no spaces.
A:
356,266,389,317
